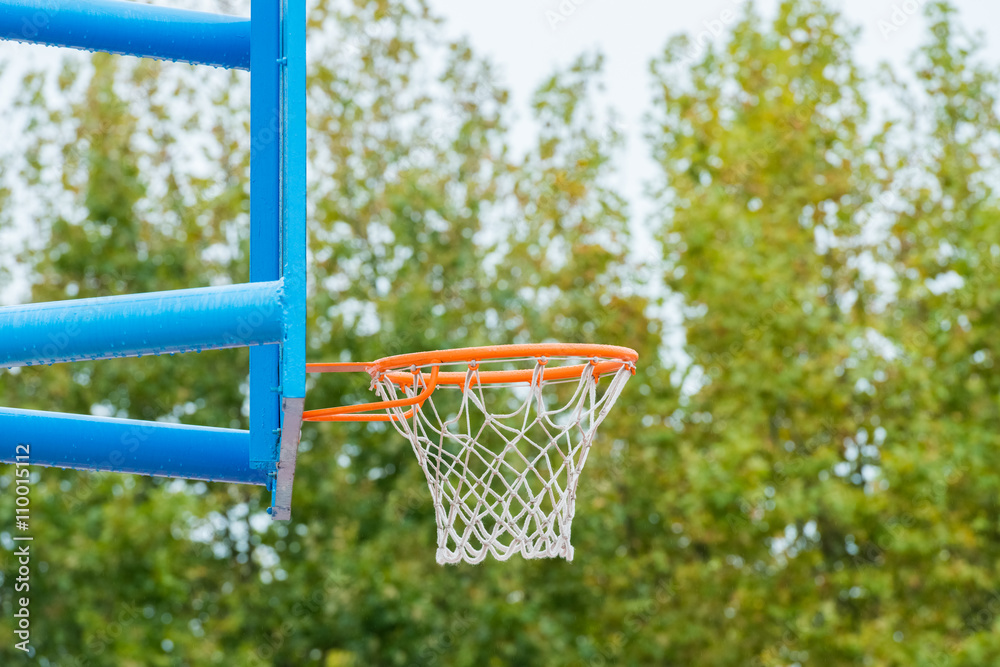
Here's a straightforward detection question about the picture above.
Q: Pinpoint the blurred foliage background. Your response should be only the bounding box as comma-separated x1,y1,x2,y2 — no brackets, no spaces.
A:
2,0,1000,664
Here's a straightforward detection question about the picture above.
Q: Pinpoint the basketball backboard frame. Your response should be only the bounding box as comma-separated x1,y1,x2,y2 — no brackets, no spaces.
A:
0,0,307,520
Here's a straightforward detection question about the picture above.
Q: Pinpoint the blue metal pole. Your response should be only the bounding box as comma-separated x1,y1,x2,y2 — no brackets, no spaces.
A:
248,0,282,471
0,0,250,70
0,408,268,485
271,0,308,520
282,0,307,401
0,281,284,368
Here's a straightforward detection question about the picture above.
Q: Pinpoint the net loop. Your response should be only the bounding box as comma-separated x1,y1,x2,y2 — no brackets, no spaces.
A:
304,344,638,563
372,352,634,564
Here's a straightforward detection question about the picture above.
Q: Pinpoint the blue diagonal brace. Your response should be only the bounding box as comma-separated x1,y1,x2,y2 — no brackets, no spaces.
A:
0,0,251,69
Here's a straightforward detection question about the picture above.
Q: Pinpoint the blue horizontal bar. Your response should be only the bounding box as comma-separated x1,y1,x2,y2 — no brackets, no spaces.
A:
0,0,250,70
0,281,284,368
0,407,269,485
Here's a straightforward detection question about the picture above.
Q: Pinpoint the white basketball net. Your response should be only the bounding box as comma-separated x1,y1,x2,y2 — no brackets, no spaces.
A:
372,357,634,565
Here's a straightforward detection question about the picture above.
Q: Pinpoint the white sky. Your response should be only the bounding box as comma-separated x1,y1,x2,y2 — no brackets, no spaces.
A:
426,0,1000,230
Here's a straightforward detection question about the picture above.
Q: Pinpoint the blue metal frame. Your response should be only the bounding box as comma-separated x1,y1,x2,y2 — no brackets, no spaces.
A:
0,281,284,367
0,0,307,519
249,0,282,483
0,0,250,69
274,0,307,519
0,408,268,486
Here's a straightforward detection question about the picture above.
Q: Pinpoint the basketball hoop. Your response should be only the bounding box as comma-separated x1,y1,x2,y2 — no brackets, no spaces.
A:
305,344,638,565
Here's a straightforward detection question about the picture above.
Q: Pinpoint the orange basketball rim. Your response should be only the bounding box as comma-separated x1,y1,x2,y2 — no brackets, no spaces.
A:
303,343,638,423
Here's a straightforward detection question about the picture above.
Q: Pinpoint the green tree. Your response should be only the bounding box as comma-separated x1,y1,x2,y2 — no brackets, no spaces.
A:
5,0,1000,665
870,3,1000,663
646,1,1000,664
1,1,656,665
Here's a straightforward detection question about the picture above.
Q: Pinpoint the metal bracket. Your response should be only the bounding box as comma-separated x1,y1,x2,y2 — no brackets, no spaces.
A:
270,396,304,520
